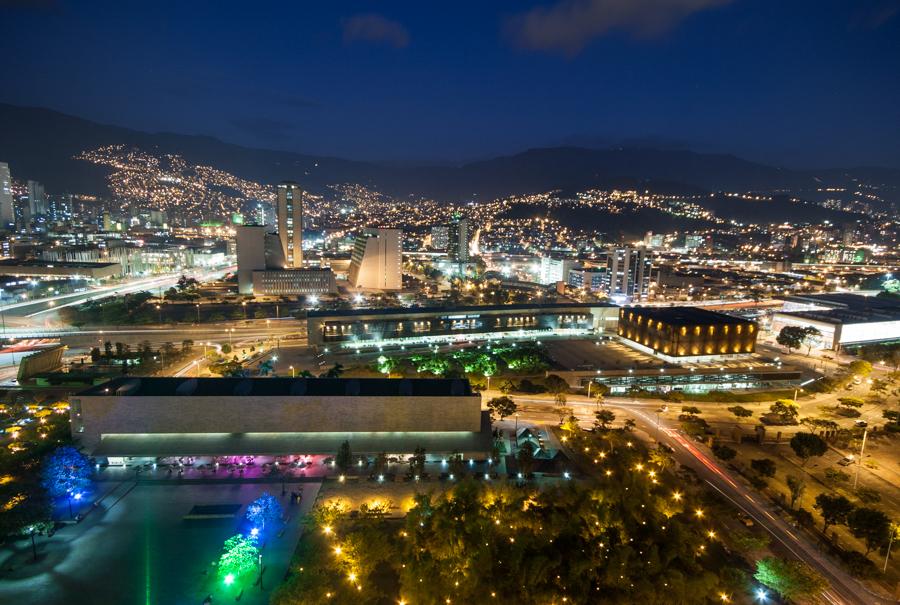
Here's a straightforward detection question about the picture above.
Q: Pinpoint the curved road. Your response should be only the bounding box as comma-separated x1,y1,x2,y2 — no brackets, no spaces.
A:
512,395,892,605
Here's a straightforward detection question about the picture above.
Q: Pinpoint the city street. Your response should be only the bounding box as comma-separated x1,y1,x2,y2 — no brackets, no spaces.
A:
503,392,894,605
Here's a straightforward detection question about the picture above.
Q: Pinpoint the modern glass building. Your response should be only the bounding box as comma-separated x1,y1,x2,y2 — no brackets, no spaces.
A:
308,303,619,350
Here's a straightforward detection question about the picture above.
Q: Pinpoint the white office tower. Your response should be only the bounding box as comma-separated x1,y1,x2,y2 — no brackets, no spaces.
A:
606,247,651,301
0,163,13,226
348,228,402,290
539,256,576,285
276,181,303,268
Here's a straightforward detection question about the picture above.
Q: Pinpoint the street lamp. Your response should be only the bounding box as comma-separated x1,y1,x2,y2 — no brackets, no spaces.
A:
853,427,868,490
195,303,200,323
242,301,247,320
289,365,295,378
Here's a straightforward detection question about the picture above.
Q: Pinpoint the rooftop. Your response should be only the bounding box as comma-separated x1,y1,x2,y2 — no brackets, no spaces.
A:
308,302,616,319
784,294,900,322
78,376,475,398
622,306,755,326
0,259,119,269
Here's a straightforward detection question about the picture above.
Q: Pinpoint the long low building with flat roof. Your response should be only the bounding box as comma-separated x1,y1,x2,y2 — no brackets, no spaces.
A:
0,259,122,279
773,293,900,350
71,377,490,459
307,302,619,350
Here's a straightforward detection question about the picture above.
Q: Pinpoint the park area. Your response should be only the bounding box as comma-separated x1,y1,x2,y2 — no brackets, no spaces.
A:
0,481,319,605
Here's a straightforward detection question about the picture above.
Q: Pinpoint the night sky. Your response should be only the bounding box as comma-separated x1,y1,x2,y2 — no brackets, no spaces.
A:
2,0,899,167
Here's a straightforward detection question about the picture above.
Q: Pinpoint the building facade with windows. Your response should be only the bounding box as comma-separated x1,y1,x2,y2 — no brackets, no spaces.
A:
617,306,758,363
276,181,303,268
308,303,618,349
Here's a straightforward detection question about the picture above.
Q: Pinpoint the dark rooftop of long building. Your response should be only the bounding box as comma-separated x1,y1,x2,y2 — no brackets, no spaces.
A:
0,259,119,268
784,294,900,321
78,377,475,398
622,306,755,326
308,302,615,319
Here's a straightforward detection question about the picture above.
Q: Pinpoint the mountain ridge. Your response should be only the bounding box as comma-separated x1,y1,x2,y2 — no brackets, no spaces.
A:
1,102,898,202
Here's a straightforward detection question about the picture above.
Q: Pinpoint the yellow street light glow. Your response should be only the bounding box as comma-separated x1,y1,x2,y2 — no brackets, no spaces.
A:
348,572,357,582
323,525,333,534
672,492,682,501
334,546,342,555
695,509,704,517
707,530,716,539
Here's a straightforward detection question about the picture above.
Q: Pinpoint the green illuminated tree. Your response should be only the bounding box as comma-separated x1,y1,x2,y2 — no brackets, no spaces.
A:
754,557,827,601
594,409,616,430
218,534,259,580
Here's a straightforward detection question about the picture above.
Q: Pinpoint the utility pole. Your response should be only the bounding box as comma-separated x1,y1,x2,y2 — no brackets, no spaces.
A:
853,428,868,490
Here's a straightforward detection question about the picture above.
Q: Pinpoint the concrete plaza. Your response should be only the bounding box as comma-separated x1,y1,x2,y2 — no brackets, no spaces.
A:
0,481,320,605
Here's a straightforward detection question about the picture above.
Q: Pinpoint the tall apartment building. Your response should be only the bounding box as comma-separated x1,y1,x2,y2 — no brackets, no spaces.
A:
0,162,13,227
430,225,449,250
606,247,651,301
538,256,576,285
348,228,402,290
276,181,303,268
448,215,469,263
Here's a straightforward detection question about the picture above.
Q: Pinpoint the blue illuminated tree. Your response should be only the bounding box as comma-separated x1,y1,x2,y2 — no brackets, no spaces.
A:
41,446,92,518
41,446,92,500
246,492,282,531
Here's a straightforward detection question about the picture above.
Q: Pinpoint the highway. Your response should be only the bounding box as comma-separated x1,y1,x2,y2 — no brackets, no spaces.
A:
0,266,235,320
510,395,888,605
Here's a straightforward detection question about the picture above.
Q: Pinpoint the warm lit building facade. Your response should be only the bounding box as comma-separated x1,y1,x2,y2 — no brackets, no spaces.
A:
617,306,757,362
276,181,303,268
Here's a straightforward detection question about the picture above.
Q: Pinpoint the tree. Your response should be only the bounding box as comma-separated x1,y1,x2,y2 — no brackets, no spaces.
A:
41,446,92,501
623,418,637,432
837,397,864,410
408,446,426,479
712,443,736,461
321,363,345,378
335,440,352,473
681,406,701,416
776,326,805,354
847,507,892,555
727,405,753,419
769,399,799,423
221,343,232,355
181,339,194,354
754,557,827,602
90,347,101,363
246,492,283,531
848,360,873,378
814,493,855,533
486,396,517,422
218,534,260,581
544,374,568,397
372,452,388,477
594,409,616,430
802,326,822,356
786,475,806,509
790,432,827,467
517,441,535,478
751,458,777,478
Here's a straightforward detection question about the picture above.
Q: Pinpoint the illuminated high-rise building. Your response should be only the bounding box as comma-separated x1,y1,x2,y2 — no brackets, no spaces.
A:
0,162,13,227
348,228,402,290
276,181,303,268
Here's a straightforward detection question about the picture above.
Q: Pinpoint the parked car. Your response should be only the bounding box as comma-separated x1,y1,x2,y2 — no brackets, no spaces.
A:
838,456,855,466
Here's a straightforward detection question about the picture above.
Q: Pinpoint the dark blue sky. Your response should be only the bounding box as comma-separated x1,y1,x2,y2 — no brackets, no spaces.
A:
2,0,899,167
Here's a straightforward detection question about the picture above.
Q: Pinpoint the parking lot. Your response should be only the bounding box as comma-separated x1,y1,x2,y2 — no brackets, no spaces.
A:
0,481,319,605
